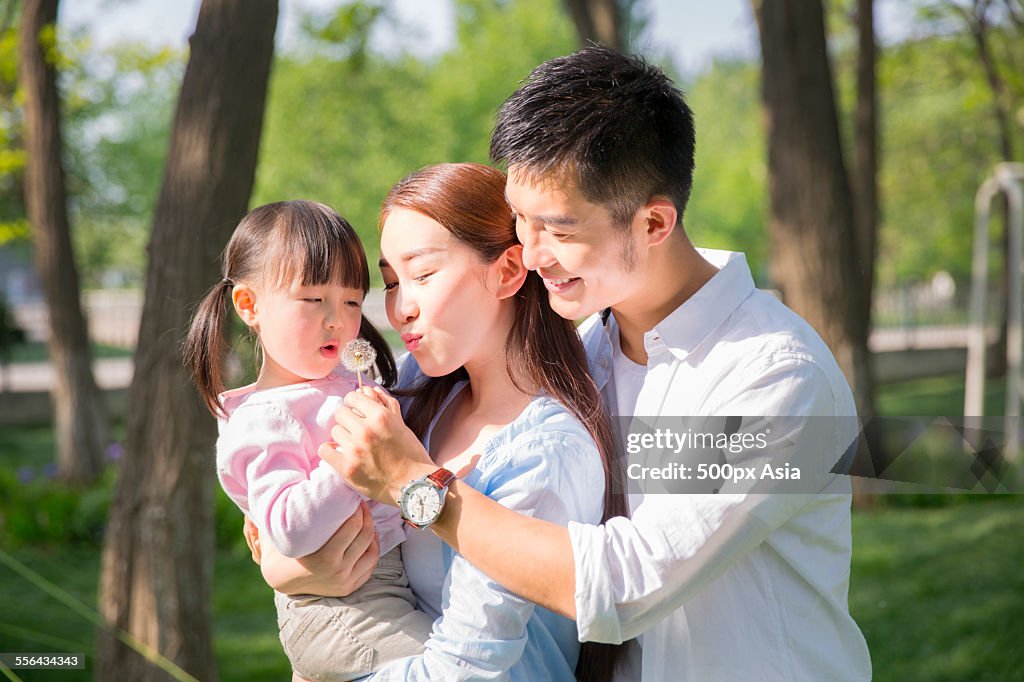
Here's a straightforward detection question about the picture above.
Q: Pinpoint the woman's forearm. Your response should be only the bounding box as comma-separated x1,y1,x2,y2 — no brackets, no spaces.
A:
431,480,578,620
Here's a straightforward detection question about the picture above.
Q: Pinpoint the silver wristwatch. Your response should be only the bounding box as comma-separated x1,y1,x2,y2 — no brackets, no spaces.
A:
397,468,456,529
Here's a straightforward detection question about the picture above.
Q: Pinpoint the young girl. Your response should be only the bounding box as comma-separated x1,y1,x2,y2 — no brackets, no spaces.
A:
183,200,432,682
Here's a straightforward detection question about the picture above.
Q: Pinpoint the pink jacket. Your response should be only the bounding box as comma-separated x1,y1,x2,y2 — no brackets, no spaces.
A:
216,369,404,558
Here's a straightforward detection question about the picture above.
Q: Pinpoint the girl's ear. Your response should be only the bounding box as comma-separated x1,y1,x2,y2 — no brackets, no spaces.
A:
494,244,528,300
231,284,259,328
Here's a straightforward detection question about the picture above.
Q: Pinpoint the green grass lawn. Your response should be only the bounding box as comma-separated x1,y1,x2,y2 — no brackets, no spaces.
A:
0,425,55,471
0,497,1020,681
0,544,291,682
850,497,1024,682
878,374,1008,417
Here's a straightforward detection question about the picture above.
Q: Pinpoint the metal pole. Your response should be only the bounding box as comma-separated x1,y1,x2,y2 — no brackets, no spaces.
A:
966,163,1024,462
965,178,997,417
998,164,1024,460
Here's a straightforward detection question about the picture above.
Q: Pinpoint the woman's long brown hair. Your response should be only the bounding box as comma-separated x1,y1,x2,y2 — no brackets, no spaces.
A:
381,163,627,682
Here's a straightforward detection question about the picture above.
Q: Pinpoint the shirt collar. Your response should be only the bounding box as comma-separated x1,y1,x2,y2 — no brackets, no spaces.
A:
583,313,614,392
583,249,755,379
649,248,755,362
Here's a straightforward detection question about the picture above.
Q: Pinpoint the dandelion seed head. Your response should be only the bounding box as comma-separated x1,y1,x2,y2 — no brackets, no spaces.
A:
341,338,376,375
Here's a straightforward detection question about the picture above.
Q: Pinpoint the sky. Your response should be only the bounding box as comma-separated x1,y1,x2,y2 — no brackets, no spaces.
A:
58,1,756,75
61,1,914,76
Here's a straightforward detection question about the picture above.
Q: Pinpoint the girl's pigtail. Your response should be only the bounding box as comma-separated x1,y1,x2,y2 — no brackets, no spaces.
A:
183,280,233,417
358,314,396,389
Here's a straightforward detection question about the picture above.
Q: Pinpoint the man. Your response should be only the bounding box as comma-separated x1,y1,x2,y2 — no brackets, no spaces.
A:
326,46,872,680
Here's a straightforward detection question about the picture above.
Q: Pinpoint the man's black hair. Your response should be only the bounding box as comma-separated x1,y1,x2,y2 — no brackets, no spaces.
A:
490,45,696,228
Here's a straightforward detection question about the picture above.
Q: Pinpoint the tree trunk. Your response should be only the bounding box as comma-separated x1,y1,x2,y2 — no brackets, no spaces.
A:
853,0,878,315
965,1,1017,163
563,0,623,50
752,0,875,417
96,1,278,680
962,1,1016,377
851,0,880,507
19,0,108,485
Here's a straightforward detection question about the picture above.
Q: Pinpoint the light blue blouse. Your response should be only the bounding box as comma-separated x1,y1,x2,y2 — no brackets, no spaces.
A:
366,356,606,681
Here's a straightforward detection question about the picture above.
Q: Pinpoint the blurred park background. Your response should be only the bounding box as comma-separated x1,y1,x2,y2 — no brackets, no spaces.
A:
1,0,1023,680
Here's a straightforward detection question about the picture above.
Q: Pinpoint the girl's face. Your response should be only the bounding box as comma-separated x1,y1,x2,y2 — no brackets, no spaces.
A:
233,276,365,388
379,208,518,377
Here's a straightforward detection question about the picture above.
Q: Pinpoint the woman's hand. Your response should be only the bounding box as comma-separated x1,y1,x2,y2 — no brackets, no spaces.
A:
243,515,262,564
243,502,381,597
319,387,435,505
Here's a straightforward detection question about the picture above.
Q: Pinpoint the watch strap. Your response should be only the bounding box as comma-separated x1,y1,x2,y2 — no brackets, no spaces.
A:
426,467,456,490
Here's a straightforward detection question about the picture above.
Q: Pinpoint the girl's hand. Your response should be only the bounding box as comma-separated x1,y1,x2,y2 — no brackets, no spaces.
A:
319,387,435,504
252,501,380,596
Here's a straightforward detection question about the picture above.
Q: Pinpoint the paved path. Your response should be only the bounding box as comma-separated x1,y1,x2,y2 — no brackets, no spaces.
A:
0,358,134,393
869,325,995,352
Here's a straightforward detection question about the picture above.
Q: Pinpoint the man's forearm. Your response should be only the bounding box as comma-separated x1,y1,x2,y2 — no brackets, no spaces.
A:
431,480,578,620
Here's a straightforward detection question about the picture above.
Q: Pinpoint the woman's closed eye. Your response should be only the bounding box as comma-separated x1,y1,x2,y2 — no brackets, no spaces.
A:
383,272,432,291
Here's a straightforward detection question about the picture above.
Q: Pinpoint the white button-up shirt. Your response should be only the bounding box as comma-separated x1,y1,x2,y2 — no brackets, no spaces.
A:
570,249,872,681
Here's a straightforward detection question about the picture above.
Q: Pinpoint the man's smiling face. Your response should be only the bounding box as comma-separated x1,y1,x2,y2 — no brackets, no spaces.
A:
506,167,641,320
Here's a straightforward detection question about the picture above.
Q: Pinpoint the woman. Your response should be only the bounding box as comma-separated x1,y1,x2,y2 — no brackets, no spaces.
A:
250,163,625,680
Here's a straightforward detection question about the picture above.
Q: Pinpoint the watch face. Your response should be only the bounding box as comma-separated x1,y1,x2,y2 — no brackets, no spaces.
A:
401,481,443,525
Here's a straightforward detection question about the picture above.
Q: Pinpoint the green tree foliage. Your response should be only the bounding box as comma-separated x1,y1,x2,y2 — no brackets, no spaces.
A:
253,0,578,275
683,59,769,283
682,5,1023,291
63,42,182,287
4,0,576,291
0,19,181,285
830,9,1022,287
0,22,28,245
5,0,1018,297
872,33,1000,285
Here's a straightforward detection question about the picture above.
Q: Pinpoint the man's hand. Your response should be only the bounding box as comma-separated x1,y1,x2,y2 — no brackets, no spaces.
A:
254,501,381,597
319,387,435,504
